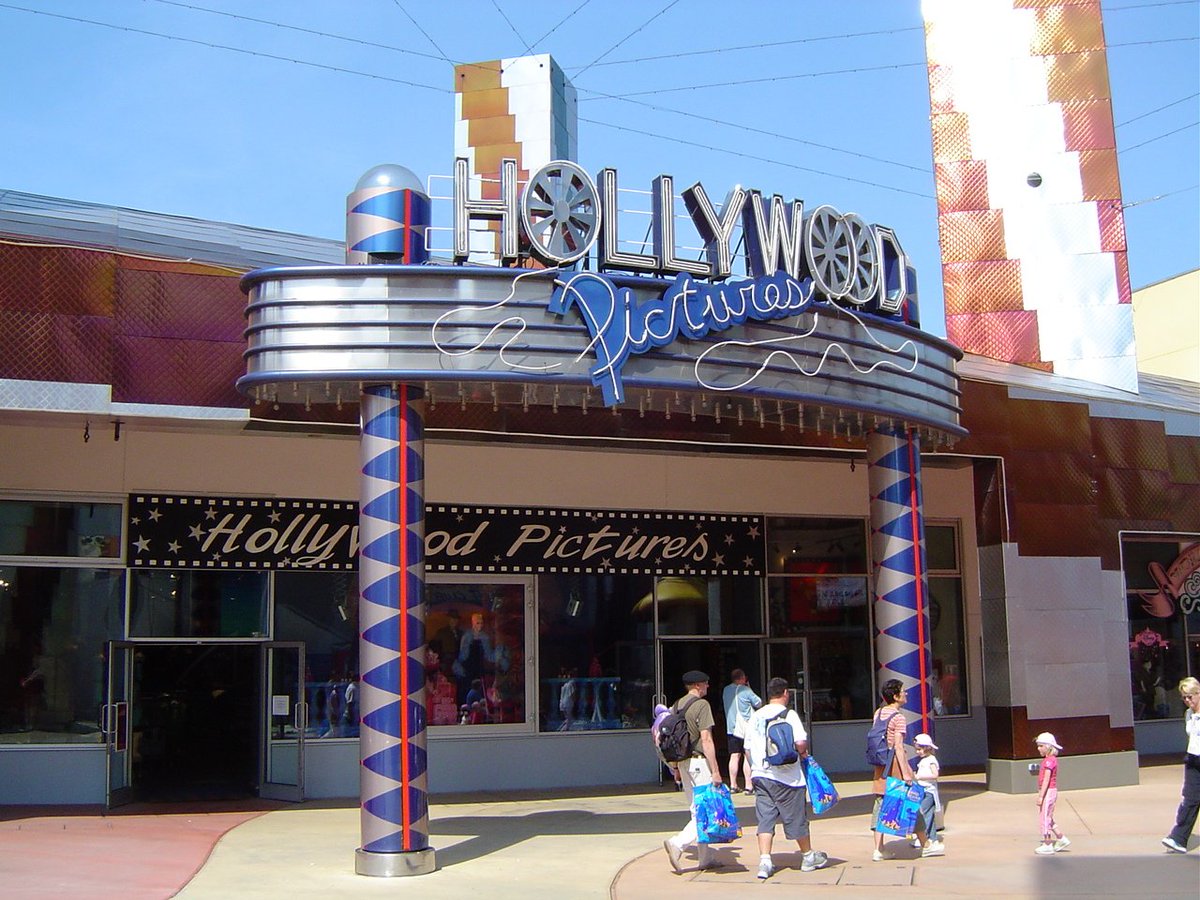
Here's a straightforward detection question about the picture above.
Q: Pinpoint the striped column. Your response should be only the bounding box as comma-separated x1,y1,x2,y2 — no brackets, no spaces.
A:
868,425,934,740
354,384,436,877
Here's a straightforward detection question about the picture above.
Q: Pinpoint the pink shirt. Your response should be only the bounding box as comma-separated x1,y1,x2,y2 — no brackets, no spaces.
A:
1039,753,1058,790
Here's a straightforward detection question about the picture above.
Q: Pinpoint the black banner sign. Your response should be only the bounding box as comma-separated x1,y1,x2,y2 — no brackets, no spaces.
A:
424,505,764,576
127,495,767,576
127,494,358,570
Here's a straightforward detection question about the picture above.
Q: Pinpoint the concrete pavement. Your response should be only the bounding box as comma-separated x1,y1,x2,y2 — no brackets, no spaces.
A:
2,761,1196,898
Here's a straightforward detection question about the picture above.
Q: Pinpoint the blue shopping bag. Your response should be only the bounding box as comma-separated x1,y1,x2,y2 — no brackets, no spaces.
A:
877,777,925,836
802,756,840,815
694,783,742,844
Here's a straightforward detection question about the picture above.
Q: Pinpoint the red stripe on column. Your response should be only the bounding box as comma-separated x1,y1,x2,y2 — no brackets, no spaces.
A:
398,384,411,849
906,430,930,735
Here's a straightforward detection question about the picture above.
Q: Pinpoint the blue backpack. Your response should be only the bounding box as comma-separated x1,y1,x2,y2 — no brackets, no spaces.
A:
865,709,897,767
764,710,799,766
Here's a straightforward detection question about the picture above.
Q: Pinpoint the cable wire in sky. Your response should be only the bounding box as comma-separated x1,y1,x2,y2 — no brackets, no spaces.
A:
1122,183,1199,209
491,0,534,57
0,2,449,92
579,117,935,200
528,0,593,53
580,61,927,100
391,0,450,60
569,26,925,70
578,87,930,174
1119,120,1200,153
574,0,682,78
147,0,447,63
1117,92,1200,127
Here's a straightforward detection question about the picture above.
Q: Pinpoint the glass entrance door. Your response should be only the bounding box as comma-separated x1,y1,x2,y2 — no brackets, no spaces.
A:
261,641,306,801
764,638,811,748
103,641,135,808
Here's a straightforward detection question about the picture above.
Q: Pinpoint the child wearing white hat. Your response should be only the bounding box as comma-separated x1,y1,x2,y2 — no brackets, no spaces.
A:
1034,733,1070,854
913,733,944,857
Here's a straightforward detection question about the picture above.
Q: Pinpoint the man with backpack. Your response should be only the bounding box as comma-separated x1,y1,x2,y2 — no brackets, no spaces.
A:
662,670,724,874
745,677,830,880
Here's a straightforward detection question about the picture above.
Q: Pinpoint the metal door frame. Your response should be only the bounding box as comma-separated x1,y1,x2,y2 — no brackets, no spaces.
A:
103,640,135,808
763,637,812,750
260,640,306,802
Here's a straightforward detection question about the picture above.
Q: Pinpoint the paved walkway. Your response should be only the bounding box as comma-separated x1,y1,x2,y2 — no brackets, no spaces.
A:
1,763,1196,898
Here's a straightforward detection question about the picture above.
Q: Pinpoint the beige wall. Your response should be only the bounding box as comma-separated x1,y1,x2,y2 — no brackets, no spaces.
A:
1133,269,1200,383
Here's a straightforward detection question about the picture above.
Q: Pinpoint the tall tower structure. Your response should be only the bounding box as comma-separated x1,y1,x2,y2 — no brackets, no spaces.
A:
453,54,577,263
923,0,1137,392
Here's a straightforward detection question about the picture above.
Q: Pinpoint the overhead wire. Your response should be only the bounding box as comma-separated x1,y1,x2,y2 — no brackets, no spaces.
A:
527,0,594,53
391,0,450,60
569,26,925,70
578,117,935,199
146,0,447,64
491,0,535,57
1119,120,1200,152
578,87,929,174
0,2,450,92
574,0,682,78
1117,91,1200,128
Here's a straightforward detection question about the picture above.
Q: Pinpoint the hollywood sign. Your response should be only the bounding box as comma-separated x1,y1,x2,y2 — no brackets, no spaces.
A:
452,157,913,316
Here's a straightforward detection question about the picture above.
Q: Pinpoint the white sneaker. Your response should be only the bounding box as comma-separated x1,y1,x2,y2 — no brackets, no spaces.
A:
921,841,945,858
910,837,922,849
664,840,683,873
757,857,775,880
872,849,892,862
1035,844,1056,855
801,850,829,872
1053,837,1071,852
1161,836,1188,853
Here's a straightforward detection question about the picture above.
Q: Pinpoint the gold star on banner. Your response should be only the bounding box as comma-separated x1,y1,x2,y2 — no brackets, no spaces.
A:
204,508,218,520
134,536,150,553
167,541,181,554
148,509,162,521
189,524,205,540
268,511,282,523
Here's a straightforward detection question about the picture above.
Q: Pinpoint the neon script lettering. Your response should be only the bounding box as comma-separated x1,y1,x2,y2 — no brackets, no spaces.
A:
550,270,816,405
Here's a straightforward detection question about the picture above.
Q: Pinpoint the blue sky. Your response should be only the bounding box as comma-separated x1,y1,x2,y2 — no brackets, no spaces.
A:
1,0,1196,337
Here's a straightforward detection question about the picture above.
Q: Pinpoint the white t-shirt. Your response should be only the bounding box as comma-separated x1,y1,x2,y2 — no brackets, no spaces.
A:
746,702,807,788
915,753,942,810
1185,708,1200,756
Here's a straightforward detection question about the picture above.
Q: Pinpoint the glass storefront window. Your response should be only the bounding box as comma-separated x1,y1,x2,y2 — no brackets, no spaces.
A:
129,571,268,638
538,574,654,732
274,571,359,738
0,500,122,558
926,523,969,717
767,575,874,720
0,566,124,742
654,575,763,636
1122,536,1199,721
766,516,868,575
426,581,527,727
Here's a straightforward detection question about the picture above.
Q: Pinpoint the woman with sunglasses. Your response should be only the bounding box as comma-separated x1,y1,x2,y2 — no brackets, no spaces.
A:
1162,676,1200,853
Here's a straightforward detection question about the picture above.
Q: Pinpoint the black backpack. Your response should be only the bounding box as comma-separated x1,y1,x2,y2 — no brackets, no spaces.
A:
764,710,799,766
657,696,700,763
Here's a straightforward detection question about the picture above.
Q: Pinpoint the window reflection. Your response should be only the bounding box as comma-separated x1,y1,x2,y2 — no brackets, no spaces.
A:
0,566,124,742
653,576,763,636
426,582,526,726
538,574,654,731
129,571,267,638
274,572,358,737
0,500,122,558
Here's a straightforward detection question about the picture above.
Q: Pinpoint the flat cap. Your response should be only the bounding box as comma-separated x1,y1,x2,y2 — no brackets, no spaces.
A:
682,670,710,685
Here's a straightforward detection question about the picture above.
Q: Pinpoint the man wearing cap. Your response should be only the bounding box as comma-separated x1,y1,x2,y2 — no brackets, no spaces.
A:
663,670,724,874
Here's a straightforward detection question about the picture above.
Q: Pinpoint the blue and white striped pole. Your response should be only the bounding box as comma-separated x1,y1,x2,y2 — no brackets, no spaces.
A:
355,383,436,876
868,425,934,741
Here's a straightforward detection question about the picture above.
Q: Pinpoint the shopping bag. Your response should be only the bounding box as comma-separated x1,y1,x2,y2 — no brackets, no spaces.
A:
694,783,742,843
802,756,840,815
877,776,925,836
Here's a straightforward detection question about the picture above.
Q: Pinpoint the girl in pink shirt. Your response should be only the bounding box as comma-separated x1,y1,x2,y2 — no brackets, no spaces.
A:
1034,732,1070,854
